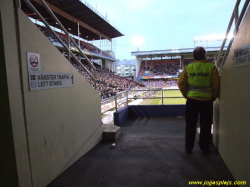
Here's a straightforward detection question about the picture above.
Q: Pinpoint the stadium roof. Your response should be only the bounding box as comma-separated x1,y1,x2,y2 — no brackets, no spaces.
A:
131,47,227,59
21,0,124,41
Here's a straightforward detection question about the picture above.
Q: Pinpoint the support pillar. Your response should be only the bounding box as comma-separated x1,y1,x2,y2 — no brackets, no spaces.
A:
181,56,184,69
101,59,105,69
67,34,70,61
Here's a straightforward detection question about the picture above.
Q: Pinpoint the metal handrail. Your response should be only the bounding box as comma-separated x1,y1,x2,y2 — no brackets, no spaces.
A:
215,0,241,70
100,88,184,113
216,0,250,73
113,88,184,112
22,0,97,88
39,0,96,71
127,97,184,99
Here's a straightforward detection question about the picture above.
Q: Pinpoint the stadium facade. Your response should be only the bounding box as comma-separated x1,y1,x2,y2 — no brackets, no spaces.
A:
131,47,227,81
115,59,136,79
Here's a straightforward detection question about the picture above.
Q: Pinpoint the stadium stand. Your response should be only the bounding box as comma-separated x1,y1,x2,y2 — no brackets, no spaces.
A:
139,59,180,76
183,59,194,66
138,60,146,76
183,58,220,66
141,80,165,88
37,25,112,58
71,60,139,99
34,24,139,99
151,59,179,75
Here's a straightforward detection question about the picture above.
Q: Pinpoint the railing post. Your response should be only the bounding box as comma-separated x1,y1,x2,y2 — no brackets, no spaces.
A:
115,95,118,112
78,21,81,61
162,89,164,105
94,81,97,89
67,35,70,61
126,90,128,105
16,0,21,8
234,6,239,33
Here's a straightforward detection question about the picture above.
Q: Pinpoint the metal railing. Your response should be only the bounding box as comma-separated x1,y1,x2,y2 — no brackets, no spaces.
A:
113,88,184,112
22,0,97,88
216,0,250,73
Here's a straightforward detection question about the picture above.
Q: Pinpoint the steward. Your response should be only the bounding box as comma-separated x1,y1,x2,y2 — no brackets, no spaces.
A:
178,46,220,155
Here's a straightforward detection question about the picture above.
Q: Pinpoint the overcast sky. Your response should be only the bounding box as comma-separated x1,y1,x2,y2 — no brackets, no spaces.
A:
85,0,240,60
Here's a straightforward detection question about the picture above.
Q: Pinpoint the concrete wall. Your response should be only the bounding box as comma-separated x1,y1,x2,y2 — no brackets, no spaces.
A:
114,105,186,126
1,1,102,187
135,56,142,77
0,6,19,187
214,6,250,184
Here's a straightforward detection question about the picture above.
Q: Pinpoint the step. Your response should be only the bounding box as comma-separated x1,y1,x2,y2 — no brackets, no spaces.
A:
102,123,121,142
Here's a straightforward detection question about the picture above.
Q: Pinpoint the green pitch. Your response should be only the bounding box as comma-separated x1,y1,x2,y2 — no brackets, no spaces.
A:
149,89,186,105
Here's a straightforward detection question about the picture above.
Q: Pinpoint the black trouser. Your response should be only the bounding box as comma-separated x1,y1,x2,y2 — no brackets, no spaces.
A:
185,98,213,151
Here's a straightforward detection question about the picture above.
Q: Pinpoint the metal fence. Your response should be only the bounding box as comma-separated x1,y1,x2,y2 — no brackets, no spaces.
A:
100,88,185,112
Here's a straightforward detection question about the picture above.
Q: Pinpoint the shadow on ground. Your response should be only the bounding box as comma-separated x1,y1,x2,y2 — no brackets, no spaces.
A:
47,117,237,187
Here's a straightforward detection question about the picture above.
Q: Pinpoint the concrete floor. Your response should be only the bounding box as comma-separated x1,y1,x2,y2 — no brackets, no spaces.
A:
47,117,237,187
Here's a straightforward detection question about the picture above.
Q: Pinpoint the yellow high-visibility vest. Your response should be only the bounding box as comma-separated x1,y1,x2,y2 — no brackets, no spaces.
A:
185,61,215,98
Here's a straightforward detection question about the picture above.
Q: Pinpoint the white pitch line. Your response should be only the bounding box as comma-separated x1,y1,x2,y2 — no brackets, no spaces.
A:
128,99,143,105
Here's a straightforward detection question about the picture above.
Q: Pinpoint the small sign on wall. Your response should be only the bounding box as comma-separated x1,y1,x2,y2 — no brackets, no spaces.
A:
234,43,250,68
27,52,41,72
29,72,74,91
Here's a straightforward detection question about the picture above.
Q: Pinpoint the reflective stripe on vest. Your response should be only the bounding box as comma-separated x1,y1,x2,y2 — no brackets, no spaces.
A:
188,85,212,93
185,61,214,98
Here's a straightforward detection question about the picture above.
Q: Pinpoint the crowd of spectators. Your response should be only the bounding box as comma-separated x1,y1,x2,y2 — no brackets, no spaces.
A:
151,59,180,75
166,79,178,87
139,58,219,77
138,59,180,76
141,79,178,88
37,25,139,99
37,25,112,58
141,80,165,88
183,59,193,66
71,61,139,99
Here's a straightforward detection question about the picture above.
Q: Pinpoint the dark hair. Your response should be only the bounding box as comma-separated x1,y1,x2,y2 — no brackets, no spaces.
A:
193,47,206,60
